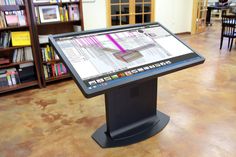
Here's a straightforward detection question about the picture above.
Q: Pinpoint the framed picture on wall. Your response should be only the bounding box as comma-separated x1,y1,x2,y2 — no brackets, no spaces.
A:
33,0,50,3
38,5,60,23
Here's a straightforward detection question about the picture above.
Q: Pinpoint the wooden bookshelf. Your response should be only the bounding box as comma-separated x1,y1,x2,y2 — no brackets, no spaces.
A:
0,5,25,11
37,20,80,26
46,74,70,83
0,46,26,52
42,59,61,64
0,25,29,31
0,80,38,94
33,1,79,7
0,61,33,68
0,0,43,94
28,0,84,87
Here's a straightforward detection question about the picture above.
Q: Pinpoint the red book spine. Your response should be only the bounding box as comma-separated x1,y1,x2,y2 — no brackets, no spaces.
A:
51,64,55,77
57,63,61,76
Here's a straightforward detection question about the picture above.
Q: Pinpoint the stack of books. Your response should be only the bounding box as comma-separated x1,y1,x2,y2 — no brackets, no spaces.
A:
0,68,20,87
43,62,68,79
12,47,34,63
41,45,59,62
0,62,36,87
0,10,27,28
0,0,24,5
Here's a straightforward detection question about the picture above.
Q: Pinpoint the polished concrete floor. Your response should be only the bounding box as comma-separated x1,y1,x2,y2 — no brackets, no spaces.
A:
0,22,236,157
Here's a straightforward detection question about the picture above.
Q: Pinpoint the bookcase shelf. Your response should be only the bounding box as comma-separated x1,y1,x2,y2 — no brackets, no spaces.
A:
0,0,43,94
0,25,29,31
33,1,79,7
0,61,33,68
0,46,27,52
0,80,38,94
37,20,80,26
0,5,25,11
42,59,61,64
46,74,70,83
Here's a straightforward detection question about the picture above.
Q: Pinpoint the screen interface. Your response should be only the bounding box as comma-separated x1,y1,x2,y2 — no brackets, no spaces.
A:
55,24,197,89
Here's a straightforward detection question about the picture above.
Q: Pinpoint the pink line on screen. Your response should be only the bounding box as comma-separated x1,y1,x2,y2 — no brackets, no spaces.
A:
90,37,98,47
89,37,96,46
106,34,126,53
81,38,88,46
93,36,104,48
85,37,92,45
75,39,82,46
115,33,121,40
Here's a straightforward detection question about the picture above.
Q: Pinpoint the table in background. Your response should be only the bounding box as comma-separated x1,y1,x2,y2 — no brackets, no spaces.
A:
206,5,231,26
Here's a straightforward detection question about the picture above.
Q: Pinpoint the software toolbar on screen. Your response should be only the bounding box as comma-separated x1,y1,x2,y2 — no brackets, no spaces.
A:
54,24,201,90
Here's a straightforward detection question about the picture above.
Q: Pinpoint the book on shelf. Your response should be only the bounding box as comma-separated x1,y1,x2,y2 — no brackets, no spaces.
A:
68,4,79,21
0,31,11,48
11,31,31,46
43,62,67,79
0,0,24,5
34,7,40,24
0,31,31,48
38,34,50,44
41,44,59,62
12,47,34,63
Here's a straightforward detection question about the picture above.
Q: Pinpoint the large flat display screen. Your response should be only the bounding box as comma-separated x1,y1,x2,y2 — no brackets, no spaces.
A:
50,23,204,97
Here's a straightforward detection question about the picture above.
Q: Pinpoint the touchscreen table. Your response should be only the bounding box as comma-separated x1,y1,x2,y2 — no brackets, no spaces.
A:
49,23,205,148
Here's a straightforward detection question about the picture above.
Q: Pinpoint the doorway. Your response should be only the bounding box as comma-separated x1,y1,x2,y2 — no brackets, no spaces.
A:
192,0,208,34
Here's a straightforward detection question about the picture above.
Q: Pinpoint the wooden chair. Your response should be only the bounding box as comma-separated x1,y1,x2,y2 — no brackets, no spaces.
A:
220,13,236,51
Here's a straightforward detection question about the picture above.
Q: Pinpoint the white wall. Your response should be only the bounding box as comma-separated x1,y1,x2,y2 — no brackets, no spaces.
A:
82,0,107,30
155,0,193,33
82,0,194,33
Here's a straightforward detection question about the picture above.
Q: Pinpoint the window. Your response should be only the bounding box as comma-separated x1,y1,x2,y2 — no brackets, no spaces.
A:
107,0,155,27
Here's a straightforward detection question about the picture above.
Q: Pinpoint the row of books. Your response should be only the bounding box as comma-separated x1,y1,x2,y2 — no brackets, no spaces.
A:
0,47,33,66
0,0,24,5
41,45,59,62
61,4,80,21
12,47,33,63
43,62,67,79
0,63,36,88
0,10,27,28
0,31,31,48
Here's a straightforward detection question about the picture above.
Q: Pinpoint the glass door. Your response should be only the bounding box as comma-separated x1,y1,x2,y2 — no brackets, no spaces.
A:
135,0,154,24
192,0,208,34
107,0,155,27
